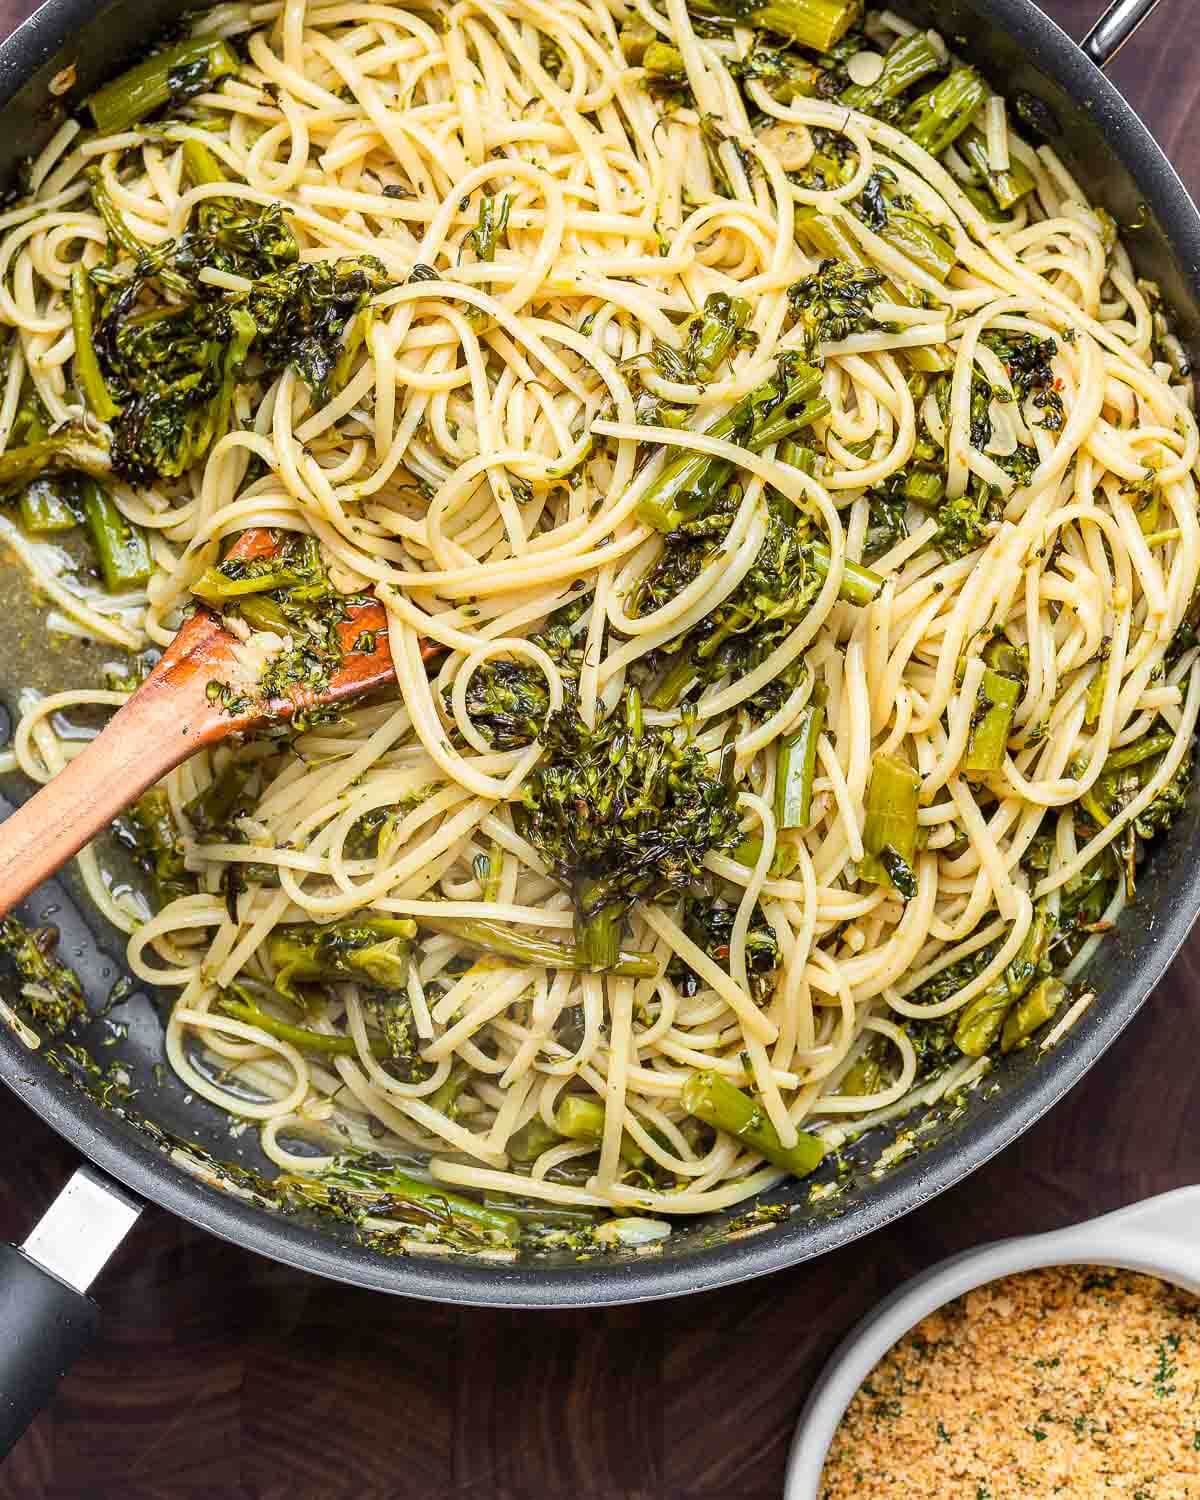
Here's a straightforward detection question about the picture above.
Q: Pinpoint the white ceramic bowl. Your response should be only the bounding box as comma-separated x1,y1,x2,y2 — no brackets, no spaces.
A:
786,1186,1200,1497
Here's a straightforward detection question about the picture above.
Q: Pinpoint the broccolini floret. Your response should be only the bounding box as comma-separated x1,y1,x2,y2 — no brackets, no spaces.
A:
787,258,886,354
734,38,829,104
667,891,781,1001
516,691,742,969
190,531,358,706
450,595,588,750
366,991,428,1072
934,492,994,560
461,658,554,751
981,330,1064,431
86,205,391,484
175,201,300,285
0,917,88,1037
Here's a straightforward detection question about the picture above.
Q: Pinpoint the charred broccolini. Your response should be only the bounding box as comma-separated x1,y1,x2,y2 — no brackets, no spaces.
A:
516,690,742,969
667,892,781,1001
638,494,833,714
453,596,588,750
278,1153,522,1247
0,918,88,1037
786,259,888,355
47,165,394,486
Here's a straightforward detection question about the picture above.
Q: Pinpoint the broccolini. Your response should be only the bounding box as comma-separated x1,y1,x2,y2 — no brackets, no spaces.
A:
516,691,742,968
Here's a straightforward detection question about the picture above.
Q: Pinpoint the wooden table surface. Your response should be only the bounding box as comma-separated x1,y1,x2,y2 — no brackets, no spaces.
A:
0,2,1197,1495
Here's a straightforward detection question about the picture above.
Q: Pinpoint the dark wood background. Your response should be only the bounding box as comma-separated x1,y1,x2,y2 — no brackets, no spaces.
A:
0,2,1197,1495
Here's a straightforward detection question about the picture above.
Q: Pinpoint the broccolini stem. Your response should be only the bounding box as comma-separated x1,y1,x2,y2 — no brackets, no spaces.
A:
86,167,194,296
85,167,144,260
618,17,657,62
956,179,1010,224
860,752,921,895
571,892,626,973
237,594,290,634
954,904,1054,1057
129,787,192,906
983,636,1028,679
418,914,658,978
901,66,990,157
80,480,152,592
267,918,417,997
876,209,956,283
962,668,1021,774
808,540,883,607
1101,730,1175,774
219,989,388,1057
680,1070,825,1177
649,653,699,710
286,1162,521,1243
689,294,752,381
389,1177,519,1242
794,207,866,266
426,1059,472,1117
777,438,817,476
0,433,110,490
626,683,644,739
555,1094,646,1167
19,479,77,534
732,833,795,878
191,558,305,604
635,362,823,532
506,1115,563,1162
643,40,686,78
1001,976,1065,1053
686,0,861,50
958,127,1035,212
751,394,833,452
775,703,824,830
69,266,119,422
180,137,226,188
384,1176,520,1243
184,762,249,836
838,1052,883,1097
840,30,941,114
87,37,240,135
469,192,512,263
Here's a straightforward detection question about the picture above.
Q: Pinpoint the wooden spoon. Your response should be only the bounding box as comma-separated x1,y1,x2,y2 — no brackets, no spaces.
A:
0,528,403,917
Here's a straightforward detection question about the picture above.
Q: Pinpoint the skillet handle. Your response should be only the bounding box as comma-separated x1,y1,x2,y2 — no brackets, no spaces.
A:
0,1166,140,1456
1082,0,1166,66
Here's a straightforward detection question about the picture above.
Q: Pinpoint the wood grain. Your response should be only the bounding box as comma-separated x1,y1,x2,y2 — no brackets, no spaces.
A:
0,2,1197,1495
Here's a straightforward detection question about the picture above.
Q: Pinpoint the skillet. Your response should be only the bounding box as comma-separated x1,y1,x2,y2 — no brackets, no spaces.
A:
0,0,1192,1453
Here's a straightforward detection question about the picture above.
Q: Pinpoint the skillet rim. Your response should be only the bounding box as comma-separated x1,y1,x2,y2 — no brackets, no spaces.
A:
0,0,1197,1307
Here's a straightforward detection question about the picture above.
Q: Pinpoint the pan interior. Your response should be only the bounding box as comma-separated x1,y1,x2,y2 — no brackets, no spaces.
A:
0,0,1196,1303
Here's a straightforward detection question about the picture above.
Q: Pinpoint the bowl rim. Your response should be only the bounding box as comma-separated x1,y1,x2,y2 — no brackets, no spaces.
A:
784,1186,1200,1496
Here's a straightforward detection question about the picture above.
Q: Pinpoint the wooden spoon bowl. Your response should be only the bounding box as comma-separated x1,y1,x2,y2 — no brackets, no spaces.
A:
0,528,399,917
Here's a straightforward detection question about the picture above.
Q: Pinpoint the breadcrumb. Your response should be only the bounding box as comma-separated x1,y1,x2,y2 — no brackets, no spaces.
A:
820,1266,1200,1498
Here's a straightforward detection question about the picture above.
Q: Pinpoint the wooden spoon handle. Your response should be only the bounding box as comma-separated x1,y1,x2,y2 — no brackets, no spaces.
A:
0,613,232,919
